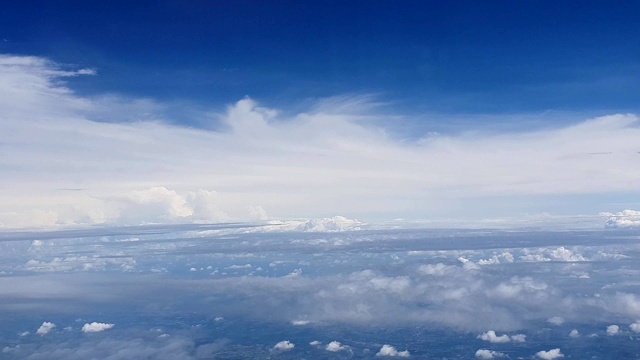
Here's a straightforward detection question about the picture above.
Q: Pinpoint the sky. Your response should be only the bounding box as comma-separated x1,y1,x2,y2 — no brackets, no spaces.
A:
1,1,640,228
3,4,640,357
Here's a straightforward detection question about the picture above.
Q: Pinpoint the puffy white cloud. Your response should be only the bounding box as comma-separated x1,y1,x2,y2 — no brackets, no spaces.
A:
569,329,580,337
630,321,640,333
105,187,238,225
376,344,410,357
457,257,480,270
478,331,510,343
309,340,321,346
477,330,526,344
606,324,619,336
325,341,347,352
475,349,505,359
81,322,114,333
36,322,55,335
602,209,640,228
536,348,564,359
296,216,362,232
520,247,586,263
548,247,586,262
273,340,294,351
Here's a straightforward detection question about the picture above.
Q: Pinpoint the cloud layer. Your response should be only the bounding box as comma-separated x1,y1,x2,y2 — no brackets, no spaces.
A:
1,54,640,228
2,225,640,359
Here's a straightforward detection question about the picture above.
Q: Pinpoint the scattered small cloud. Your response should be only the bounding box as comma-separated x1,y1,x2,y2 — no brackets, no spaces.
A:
36,322,55,335
325,341,348,352
536,348,564,359
630,321,640,333
606,324,619,336
376,344,410,357
569,329,580,337
81,322,114,333
273,340,294,351
478,330,510,343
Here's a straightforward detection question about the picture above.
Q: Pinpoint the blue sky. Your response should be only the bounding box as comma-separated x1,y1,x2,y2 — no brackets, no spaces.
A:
2,0,638,117
0,1,639,227
4,4,640,357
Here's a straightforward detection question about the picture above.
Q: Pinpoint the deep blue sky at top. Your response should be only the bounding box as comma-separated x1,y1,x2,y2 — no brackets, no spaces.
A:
1,0,639,118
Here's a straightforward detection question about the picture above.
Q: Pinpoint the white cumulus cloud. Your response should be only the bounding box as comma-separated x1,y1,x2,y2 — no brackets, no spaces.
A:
81,322,114,333
36,322,55,335
606,324,619,336
602,209,640,228
273,340,294,351
478,330,510,343
325,341,348,352
536,348,564,359
376,344,410,357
